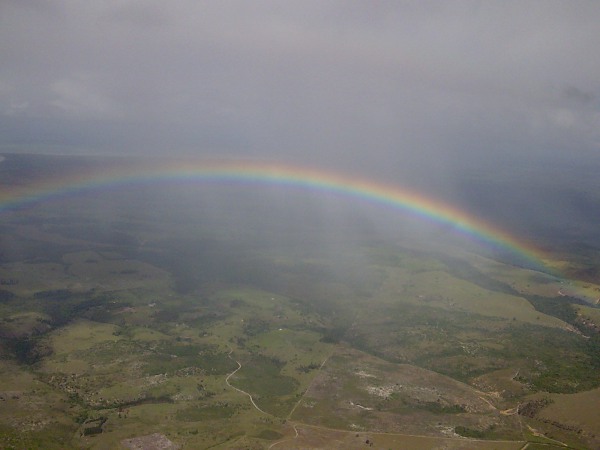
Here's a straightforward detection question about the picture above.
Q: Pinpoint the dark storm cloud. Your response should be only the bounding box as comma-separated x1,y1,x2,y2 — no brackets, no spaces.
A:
1,1,599,175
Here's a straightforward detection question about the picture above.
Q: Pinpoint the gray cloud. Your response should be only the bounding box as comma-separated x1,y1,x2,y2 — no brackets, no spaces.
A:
1,1,599,175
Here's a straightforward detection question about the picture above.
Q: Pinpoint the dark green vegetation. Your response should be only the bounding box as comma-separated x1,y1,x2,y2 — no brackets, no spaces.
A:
345,301,600,393
0,154,599,449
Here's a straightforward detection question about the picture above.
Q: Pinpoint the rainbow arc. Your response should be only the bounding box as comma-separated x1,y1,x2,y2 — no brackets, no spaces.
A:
0,159,552,273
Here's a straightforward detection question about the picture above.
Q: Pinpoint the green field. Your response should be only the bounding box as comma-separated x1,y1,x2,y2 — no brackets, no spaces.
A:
0,155,599,449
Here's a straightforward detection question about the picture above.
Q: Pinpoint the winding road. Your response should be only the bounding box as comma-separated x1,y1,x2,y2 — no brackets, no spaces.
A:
224,348,269,416
224,347,327,449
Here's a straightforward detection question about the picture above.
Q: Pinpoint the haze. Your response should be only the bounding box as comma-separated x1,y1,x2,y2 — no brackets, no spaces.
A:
1,3,600,448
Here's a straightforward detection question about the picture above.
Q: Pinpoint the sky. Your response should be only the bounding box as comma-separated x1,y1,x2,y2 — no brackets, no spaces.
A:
1,1,600,179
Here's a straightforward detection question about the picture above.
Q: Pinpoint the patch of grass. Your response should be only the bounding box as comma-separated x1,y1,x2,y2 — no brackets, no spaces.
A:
143,343,237,376
0,423,77,450
255,429,283,440
524,295,580,325
243,317,271,336
455,425,485,438
175,403,236,421
496,325,600,393
232,354,298,397
420,401,466,414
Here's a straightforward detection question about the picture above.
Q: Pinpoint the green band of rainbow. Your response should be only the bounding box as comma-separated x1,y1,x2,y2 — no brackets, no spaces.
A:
0,159,551,272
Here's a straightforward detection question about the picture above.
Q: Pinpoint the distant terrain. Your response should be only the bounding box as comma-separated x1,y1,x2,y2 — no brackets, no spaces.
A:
0,153,598,449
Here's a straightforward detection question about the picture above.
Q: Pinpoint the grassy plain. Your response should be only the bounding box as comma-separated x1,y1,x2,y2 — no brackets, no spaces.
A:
270,423,525,449
0,154,599,448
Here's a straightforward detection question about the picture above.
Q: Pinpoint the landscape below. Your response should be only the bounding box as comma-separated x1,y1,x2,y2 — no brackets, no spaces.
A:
0,154,599,449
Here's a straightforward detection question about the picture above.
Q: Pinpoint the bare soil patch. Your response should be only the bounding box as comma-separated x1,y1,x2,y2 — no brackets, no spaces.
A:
121,433,180,450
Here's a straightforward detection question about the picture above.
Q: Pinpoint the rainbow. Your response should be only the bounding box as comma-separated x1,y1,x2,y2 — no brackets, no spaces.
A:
0,158,552,272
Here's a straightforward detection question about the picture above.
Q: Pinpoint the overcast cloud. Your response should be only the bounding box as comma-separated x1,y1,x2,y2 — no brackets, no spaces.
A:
1,1,599,178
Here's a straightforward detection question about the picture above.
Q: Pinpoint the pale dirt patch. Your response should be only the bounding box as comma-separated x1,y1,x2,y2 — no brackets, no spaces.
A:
145,373,168,386
354,370,376,378
365,385,395,398
121,433,180,449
